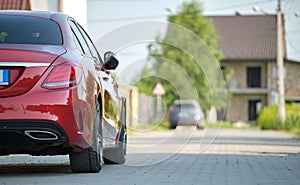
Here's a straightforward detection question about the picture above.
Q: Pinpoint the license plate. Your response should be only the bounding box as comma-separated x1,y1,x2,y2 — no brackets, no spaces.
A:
0,69,9,85
178,112,189,118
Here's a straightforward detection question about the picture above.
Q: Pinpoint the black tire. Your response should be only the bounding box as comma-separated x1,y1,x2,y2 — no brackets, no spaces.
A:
69,102,104,173
169,121,177,129
196,121,205,130
170,125,177,129
104,102,127,164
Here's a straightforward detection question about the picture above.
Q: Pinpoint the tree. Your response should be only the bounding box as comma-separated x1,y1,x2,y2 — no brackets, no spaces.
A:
136,0,224,110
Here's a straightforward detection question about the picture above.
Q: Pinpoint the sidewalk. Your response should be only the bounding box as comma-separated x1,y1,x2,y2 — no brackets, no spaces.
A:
0,128,299,185
124,128,300,185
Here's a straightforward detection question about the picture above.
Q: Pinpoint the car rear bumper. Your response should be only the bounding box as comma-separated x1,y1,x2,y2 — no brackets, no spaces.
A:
0,88,94,154
170,119,197,126
169,117,204,127
0,120,69,155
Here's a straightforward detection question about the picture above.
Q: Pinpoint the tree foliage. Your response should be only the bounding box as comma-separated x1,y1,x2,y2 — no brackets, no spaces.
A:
136,0,224,110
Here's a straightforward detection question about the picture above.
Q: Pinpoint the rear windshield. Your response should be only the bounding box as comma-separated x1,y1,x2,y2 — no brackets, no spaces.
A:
0,15,62,45
174,104,195,109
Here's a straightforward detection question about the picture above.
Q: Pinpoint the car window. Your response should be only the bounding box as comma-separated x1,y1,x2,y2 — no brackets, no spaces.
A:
69,21,92,57
0,15,62,45
175,104,194,109
76,23,102,64
70,28,85,54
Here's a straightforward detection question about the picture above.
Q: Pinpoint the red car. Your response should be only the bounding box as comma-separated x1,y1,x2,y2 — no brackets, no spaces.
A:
0,11,127,173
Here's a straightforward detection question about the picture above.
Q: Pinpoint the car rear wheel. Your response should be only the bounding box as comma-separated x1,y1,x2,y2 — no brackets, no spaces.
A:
196,121,205,130
69,102,104,173
170,124,177,129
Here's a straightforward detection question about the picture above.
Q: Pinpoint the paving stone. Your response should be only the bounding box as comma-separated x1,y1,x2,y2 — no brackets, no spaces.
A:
0,128,299,185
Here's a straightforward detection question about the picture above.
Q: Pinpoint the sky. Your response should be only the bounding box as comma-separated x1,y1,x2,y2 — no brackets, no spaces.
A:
86,0,300,78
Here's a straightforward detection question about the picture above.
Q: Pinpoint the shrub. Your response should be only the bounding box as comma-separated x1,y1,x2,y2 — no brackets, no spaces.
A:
257,105,281,130
258,104,300,131
285,104,300,130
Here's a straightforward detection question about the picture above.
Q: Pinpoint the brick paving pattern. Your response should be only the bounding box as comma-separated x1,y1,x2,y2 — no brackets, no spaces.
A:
0,128,299,185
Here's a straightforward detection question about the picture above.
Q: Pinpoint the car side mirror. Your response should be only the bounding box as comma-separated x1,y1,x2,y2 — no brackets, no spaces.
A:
103,51,119,70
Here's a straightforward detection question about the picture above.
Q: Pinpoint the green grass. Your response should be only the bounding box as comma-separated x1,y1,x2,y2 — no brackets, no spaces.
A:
205,121,234,128
131,123,169,131
205,121,260,129
290,128,300,139
127,117,170,134
128,120,260,135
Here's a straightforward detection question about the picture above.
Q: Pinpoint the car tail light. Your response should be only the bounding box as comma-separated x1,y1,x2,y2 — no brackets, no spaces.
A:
193,108,198,114
42,62,82,89
169,107,175,114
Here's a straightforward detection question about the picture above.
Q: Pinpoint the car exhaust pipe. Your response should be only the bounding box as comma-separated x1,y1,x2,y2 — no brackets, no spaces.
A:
24,130,59,141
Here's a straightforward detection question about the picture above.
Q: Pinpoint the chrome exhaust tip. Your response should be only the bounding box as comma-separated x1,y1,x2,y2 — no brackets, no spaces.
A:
24,130,59,141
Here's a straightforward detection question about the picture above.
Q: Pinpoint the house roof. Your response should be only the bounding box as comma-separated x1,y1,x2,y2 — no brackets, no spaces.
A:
0,0,30,10
207,15,282,61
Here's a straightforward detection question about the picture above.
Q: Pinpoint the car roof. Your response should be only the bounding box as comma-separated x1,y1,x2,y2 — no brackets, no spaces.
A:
173,100,199,105
0,10,67,20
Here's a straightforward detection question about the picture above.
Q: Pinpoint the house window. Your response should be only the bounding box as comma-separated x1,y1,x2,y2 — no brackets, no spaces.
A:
247,67,261,87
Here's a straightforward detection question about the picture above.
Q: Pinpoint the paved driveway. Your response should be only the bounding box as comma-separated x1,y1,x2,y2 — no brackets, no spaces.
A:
0,128,299,185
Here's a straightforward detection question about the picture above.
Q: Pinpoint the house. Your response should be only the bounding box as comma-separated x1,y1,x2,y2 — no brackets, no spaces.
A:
0,0,31,10
208,15,300,123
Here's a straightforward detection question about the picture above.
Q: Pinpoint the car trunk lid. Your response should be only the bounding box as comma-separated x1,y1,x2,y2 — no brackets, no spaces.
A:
0,44,66,97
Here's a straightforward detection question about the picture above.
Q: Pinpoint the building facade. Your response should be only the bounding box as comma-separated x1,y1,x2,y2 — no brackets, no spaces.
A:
209,15,300,123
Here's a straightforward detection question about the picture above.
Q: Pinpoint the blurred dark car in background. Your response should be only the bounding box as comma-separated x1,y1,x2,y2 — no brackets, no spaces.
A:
168,100,205,129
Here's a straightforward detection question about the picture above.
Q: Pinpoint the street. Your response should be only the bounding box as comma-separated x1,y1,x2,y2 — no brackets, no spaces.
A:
0,127,300,185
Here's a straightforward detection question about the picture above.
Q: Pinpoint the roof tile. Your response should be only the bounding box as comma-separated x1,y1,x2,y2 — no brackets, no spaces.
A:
207,15,280,61
0,0,29,10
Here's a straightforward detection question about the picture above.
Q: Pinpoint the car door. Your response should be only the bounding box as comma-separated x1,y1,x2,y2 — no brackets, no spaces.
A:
74,22,122,147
